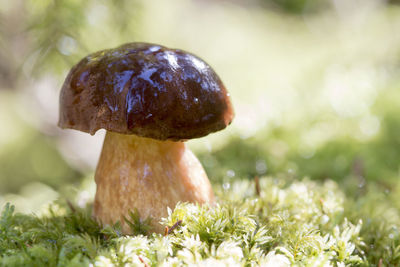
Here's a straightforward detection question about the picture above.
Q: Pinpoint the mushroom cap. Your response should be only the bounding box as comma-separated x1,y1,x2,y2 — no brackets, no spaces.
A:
58,43,234,141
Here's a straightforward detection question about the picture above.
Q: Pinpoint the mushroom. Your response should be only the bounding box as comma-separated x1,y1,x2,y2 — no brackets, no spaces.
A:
58,43,234,233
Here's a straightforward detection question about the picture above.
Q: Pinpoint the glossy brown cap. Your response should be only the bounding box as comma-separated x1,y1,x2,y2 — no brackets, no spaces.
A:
58,43,234,141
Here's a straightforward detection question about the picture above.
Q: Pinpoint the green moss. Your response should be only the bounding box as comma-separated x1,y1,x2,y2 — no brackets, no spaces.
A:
1,175,399,266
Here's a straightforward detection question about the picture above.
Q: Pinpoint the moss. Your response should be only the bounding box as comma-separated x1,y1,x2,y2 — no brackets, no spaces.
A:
1,175,399,266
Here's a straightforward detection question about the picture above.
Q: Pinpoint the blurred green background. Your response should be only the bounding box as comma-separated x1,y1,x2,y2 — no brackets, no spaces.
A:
0,0,400,214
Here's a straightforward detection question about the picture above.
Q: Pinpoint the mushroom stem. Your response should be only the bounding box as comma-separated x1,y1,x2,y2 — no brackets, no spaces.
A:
93,132,215,233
